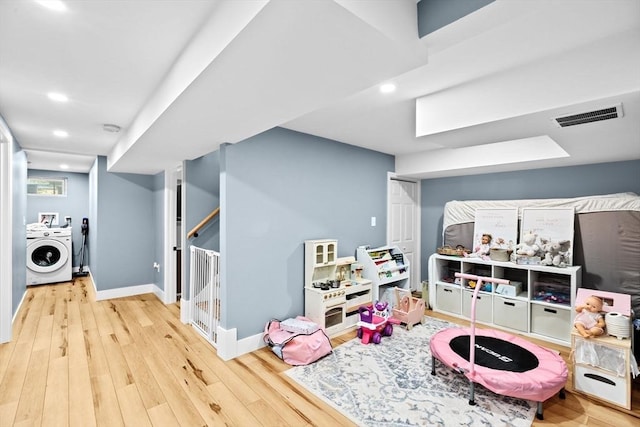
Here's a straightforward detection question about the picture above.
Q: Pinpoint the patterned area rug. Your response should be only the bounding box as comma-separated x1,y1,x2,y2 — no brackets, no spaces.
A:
285,318,536,426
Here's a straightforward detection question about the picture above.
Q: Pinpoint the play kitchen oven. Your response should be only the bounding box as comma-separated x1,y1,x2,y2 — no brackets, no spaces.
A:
305,282,347,336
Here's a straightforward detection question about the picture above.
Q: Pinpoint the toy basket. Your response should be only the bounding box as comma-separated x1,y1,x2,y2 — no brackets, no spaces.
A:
437,245,469,257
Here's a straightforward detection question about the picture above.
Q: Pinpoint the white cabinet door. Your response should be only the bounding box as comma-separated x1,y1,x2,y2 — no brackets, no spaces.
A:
388,178,418,291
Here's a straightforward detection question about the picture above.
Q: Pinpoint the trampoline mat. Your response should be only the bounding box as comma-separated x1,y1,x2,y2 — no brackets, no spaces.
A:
450,335,539,372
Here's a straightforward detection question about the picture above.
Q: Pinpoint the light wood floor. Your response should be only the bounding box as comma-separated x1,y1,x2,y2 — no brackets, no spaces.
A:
0,278,638,426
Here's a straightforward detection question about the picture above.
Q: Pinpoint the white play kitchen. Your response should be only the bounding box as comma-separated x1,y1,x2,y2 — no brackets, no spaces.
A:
304,239,372,337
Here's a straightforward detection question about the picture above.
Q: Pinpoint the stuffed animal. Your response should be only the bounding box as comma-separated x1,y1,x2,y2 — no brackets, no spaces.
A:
516,232,541,257
539,238,571,267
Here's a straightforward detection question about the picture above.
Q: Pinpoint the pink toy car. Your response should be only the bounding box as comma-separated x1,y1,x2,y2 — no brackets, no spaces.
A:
356,302,399,344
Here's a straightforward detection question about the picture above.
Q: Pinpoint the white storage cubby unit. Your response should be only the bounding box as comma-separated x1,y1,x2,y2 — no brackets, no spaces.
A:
356,246,410,305
428,253,582,345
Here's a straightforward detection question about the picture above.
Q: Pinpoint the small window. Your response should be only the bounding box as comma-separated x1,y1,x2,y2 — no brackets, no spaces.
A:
27,177,67,196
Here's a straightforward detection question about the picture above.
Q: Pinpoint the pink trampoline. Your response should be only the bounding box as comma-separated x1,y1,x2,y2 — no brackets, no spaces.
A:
430,273,567,420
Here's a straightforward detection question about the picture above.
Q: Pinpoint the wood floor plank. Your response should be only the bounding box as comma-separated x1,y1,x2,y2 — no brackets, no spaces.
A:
103,300,134,346
91,299,114,337
227,351,349,427
206,380,263,426
90,373,124,427
116,383,153,427
245,398,291,427
41,356,69,426
119,343,167,410
139,322,230,426
100,333,135,389
127,299,154,328
15,289,46,346
0,341,35,422
142,348,208,426
83,327,111,378
146,402,180,427
0,401,19,427
68,359,96,427
11,348,48,426
191,339,262,406
49,296,68,359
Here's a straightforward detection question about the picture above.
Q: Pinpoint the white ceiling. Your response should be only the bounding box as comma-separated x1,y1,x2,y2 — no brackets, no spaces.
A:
1,0,639,178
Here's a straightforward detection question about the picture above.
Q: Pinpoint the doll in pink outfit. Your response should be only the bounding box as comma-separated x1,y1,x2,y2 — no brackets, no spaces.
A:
574,295,605,338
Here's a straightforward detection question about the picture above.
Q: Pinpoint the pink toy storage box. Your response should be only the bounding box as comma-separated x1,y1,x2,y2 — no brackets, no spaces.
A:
575,288,631,316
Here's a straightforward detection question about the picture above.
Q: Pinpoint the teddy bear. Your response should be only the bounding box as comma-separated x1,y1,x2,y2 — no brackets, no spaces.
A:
516,231,541,257
539,238,571,267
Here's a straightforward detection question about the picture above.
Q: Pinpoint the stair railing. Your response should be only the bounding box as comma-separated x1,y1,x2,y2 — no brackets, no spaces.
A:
188,207,220,239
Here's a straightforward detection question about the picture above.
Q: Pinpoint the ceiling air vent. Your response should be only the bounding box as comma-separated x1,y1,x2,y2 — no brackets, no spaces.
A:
553,104,623,128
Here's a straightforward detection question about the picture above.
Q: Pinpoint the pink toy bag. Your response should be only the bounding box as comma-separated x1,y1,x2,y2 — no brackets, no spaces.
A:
263,316,332,365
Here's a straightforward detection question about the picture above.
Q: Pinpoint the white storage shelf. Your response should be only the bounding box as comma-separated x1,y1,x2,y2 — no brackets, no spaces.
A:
428,253,581,345
357,246,410,304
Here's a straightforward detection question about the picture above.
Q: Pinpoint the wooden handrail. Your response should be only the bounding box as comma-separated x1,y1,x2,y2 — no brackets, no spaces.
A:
188,207,220,239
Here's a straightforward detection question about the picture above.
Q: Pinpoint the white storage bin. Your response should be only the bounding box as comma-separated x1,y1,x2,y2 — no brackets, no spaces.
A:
531,304,571,342
462,291,492,323
493,296,527,332
436,284,461,314
574,365,629,409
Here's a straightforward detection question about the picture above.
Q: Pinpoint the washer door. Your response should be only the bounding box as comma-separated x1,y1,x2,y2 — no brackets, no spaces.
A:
27,239,70,273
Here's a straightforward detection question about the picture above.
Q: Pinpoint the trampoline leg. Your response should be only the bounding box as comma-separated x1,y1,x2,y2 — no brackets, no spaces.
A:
536,402,544,420
559,387,566,399
468,381,476,406
431,356,436,375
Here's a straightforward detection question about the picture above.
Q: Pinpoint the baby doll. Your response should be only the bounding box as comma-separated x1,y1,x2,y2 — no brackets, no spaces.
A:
574,295,605,338
466,233,492,258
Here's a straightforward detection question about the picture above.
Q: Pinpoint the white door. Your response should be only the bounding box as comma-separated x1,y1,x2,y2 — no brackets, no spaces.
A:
388,176,419,291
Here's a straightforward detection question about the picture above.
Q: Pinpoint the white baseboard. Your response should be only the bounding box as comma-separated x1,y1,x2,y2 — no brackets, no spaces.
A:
216,327,237,361
237,331,267,356
12,289,27,324
214,328,266,361
180,297,191,324
95,282,165,301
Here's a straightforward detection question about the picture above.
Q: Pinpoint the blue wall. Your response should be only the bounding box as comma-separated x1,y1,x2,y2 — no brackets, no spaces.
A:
183,150,221,299
90,156,156,291
420,159,640,279
11,137,27,316
153,172,165,291
418,0,494,36
220,127,393,339
27,169,89,268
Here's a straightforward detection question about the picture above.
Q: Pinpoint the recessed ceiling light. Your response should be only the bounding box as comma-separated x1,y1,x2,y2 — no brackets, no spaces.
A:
380,83,396,94
53,129,68,138
60,164,69,170
47,92,68,102
103,123,121,133
35,1,67,12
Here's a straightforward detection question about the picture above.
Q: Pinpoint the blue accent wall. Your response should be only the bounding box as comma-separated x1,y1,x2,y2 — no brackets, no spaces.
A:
418,0,494,37
27,169,89,268
90,156,156,291
183,150,221,300
12,141,27,316
153,171,165,291
220,127,393,339
420,160,640,280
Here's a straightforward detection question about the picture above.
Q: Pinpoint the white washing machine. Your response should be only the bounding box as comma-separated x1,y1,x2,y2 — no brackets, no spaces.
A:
26,227,73,285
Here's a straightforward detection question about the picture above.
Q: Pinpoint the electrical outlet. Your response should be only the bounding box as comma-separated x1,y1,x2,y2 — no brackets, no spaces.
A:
153,262,160,272
371,216,376,227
